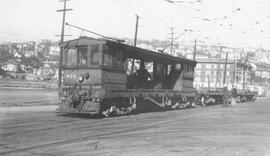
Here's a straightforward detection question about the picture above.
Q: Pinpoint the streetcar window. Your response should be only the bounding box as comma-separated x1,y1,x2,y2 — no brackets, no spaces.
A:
183,64,187,73
103,45,113,66
190,64,194,72
66,48,77,66
167,65,173,75
77,46,88,66
103,46,126,68
115,50,124,68
91,44,100,65
175,64,181,70
156,63,163,75
187,64,190,72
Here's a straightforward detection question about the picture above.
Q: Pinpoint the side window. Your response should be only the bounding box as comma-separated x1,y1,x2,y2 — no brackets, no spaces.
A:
183,64,187,73
91,44,100,65
66,48,77,66
77,46,88,66
156,63,161,75
103,46,127,68
190,64,194,72
115,50,124,68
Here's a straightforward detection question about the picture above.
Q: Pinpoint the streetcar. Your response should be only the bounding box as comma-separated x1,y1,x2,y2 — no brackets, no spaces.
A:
57,36,197,116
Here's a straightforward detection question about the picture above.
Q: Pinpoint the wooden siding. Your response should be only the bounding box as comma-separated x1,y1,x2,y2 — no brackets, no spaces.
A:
63,69,102,85
102,69,126,90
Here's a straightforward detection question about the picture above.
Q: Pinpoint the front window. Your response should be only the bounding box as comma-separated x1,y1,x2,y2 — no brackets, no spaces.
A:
77,46,88,66
115,49,124,68
103,45,112,66
91,44,100,65
66,48,77,66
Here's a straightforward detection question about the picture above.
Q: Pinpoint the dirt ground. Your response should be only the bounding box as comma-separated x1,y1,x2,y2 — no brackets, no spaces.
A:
1,96,270,156
0,88,58,106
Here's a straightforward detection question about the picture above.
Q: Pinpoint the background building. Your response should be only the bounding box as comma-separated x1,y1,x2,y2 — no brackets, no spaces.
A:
194,58,235,90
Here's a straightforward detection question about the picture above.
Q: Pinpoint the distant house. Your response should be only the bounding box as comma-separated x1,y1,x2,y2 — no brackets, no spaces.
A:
2,61,18,72
25,73,37,81
49,46,60,56
24,50,36,57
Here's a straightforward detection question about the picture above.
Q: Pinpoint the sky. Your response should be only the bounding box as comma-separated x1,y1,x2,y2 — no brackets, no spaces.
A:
1,0,270,49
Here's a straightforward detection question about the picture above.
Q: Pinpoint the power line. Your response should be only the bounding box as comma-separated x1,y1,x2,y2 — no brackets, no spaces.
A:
111,0,172,27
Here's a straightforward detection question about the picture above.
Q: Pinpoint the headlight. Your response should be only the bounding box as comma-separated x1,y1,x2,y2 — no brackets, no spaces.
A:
78,75,84,83
84,73,90,80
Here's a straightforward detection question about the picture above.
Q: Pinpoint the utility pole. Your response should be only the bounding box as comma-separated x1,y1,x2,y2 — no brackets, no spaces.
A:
223,52,228,86
242,67,246,90
134,15,139,47
131,15,139,73
169,26,175,54
219,46,224,87
234,49,237,85
193,39,197,61
57,0,72,91
215,63,220,89
207,74,210,91
242,55,248,90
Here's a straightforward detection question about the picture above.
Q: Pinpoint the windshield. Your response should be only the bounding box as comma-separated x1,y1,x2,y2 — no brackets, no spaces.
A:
77,46,88,66
66,48,77,66
64,46,88,67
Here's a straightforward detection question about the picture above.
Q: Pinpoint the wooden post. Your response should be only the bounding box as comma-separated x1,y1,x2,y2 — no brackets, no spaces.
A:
131,15,139,73
207,74,210,91
223,52,228,86
215,64,220,90
242,55,248,90
57,0,72,92
243,67,246,90
234,58,237,85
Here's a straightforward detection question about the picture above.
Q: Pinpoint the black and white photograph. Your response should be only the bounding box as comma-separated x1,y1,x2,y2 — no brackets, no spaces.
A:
0,0,270,155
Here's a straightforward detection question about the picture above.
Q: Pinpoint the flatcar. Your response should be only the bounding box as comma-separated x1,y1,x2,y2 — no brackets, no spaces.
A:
57,36,197,116
196,88,257,106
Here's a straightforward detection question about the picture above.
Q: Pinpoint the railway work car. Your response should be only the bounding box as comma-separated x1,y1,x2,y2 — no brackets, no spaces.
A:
57,36,197,116
196,88,257,106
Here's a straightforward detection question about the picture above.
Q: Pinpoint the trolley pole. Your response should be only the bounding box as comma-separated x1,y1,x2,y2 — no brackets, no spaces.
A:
57,0,72,91
223,52,228,86
131,15,139,73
